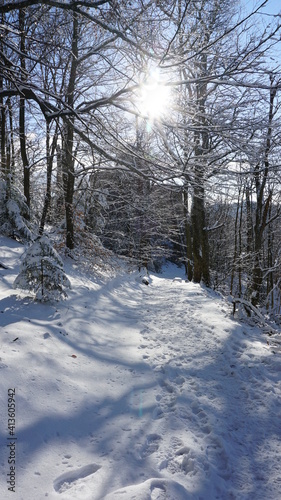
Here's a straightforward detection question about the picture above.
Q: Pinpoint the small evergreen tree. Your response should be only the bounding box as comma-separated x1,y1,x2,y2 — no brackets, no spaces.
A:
14,235,71,301
0,179,32,241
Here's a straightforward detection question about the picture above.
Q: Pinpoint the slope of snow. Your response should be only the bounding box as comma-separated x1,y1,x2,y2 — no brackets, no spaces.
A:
0,236,281,500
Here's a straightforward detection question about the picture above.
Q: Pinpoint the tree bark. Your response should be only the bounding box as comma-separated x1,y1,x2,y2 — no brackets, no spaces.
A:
19,8,30,211
39,123,58,235
183,188,193,280
62,10,78,250
250,76,277,306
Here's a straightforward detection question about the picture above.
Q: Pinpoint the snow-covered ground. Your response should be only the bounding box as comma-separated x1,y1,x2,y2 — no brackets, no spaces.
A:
0,236,281,500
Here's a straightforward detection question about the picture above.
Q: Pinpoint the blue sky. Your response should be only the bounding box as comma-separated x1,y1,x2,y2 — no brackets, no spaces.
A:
242,0,280,16
251,0,281,15
263,0,281,15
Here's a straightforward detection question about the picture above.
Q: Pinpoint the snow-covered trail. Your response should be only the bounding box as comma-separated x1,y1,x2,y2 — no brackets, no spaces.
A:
139,272,281,499
0,239,280,500
0,264,155,500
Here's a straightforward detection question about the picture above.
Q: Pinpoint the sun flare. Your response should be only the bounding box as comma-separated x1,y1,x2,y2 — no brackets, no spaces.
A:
139,70,171,121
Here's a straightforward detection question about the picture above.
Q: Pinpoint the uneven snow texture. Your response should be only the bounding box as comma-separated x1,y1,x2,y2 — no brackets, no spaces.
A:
0,236,281,499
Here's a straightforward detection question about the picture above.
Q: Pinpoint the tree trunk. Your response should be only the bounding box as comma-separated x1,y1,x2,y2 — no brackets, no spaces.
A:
0,9,7,181
183,188,193,280
231,185,242,295
0,91,6,178
190,50,210,287
191,182,210,286
19,8,30,211
266,201,274,310
39,123,58,235
249,76,277,306
62,10,78,250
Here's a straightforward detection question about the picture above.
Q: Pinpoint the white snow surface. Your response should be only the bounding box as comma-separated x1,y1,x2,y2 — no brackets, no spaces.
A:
0,236,281,500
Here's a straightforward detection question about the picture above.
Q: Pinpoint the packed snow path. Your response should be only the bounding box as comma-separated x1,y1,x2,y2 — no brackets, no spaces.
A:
140,273,281,499
0,241,280,499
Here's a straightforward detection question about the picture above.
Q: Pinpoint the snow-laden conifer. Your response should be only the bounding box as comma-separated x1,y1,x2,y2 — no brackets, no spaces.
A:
0,179,32,241
13,235,71,301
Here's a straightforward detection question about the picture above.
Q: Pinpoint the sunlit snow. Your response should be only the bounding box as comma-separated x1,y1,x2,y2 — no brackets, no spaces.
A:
0,235,281,499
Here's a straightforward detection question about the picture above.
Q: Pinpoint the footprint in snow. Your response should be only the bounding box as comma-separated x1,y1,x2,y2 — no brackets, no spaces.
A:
205,436,230,479
162,444,197,476
140,434,162,458
159,379,175,394
151,485,166,499
53,463,101,493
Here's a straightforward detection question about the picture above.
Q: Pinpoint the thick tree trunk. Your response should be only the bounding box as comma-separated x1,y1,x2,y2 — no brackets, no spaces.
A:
19,97,30,209
190,52,210,287
266,202,274,310
19,9,30,211
251,190,272,305
0,9,6,178
62,10,78,250
183,189,193,280
0,89,6,177
191,184,210,286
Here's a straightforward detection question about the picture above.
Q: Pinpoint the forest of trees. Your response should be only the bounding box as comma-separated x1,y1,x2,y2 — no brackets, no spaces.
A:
0,0,280,319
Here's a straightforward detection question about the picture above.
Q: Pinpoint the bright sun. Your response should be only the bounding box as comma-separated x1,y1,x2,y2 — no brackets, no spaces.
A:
139,70,171,121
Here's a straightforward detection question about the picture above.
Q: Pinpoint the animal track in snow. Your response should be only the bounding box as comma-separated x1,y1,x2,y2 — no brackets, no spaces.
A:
53,463,101,493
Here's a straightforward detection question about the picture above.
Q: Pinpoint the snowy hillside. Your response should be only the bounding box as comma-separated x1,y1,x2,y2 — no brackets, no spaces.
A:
0,236,281,500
